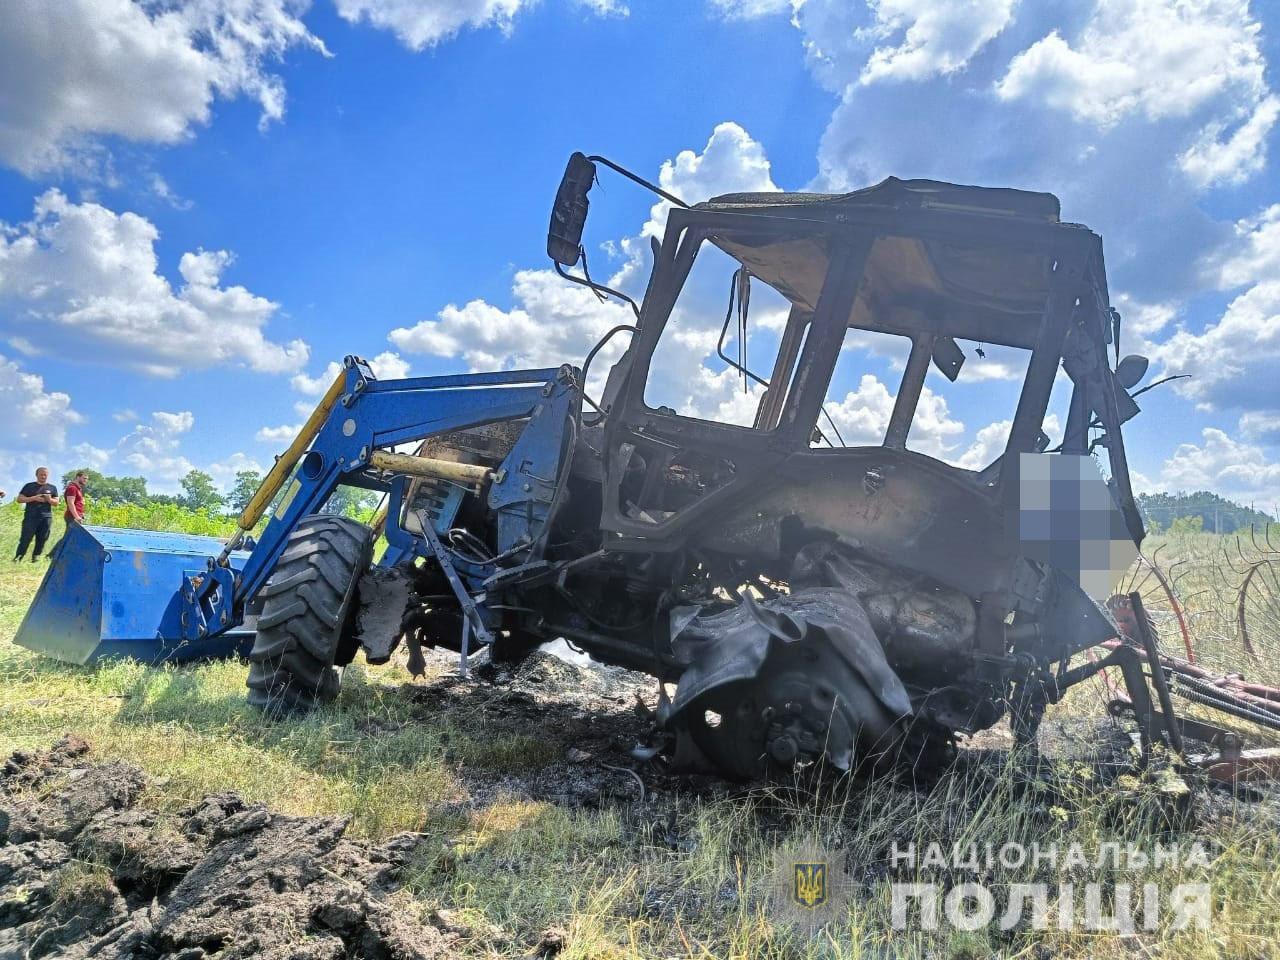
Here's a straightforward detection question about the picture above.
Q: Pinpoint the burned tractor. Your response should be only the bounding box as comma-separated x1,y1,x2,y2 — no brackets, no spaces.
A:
18,154,1160,780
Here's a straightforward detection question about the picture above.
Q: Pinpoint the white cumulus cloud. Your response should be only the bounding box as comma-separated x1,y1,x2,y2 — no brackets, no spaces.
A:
951,418,1011,471
0,191,308,377
789,0,1015,92
1178,94,1280,188
69,443,112,472
1150,281,1280,412
114,411,199,491
1151,427,1280,506
945,414,1063,471
206,451,265,487
1239,411,1280,441
1148,204,1280,414
802,0,1273,307
1210,203,1280,289
0,354,82,450
994,0,1274,187
857,0,1018,85
332,0,525,49
0,353,84,499
708,0,794,17
390,270,635,374
823,373,966,458
648,121,778,235
332,0,623,50
151,411,195,435
289,351,411,396
256,423,302,444
996,0,1267,126
0,0,326,175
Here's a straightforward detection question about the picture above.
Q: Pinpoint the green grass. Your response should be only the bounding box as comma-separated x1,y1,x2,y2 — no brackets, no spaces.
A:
0,503,1278,958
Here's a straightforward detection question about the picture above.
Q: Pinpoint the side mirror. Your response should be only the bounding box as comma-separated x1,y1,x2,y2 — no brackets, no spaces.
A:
547,152,597,266
931,336,965,382
1115,354,1149,390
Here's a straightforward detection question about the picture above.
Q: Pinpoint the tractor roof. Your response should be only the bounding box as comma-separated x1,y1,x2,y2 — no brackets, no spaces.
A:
695,176,1062,222
692,178,1105,348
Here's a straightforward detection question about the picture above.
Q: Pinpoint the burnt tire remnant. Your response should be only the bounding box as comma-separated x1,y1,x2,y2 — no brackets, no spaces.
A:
0,737,453,959
247,516,374,713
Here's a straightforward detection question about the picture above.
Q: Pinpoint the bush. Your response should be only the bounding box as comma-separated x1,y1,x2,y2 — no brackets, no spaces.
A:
1168,515,1205,536
88,502,239,538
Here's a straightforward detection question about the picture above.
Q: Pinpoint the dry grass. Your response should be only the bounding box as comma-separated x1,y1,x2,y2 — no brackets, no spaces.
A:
1,513,1278,958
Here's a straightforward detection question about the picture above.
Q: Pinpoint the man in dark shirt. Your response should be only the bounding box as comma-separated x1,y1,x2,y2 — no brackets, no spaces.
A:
14,467,59,562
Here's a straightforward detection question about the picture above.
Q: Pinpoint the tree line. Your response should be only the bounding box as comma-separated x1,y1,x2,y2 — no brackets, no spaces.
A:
1137,491,1276,535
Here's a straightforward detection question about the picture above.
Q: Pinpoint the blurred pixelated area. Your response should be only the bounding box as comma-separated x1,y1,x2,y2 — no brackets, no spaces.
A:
1015,454,1139,602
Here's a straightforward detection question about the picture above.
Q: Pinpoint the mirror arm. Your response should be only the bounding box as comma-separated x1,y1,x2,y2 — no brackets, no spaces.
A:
1111,307,1122,366
554,261,641,320
588,155,689,209
715,273,769,391
1129,373,1190,399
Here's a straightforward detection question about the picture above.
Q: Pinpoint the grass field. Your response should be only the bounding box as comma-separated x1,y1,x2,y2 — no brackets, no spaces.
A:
1,503,1278,958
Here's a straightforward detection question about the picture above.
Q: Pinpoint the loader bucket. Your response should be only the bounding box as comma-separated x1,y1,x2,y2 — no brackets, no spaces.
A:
13,524,254,665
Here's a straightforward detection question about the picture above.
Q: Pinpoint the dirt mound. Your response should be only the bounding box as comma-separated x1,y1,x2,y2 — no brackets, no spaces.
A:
0,736,454,959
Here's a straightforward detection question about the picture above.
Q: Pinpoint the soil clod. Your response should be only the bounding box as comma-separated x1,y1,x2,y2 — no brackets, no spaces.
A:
0,739,455,959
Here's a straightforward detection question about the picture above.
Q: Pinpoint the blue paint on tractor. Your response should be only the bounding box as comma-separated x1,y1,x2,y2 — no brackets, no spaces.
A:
14,361,571,668
14,524,253,665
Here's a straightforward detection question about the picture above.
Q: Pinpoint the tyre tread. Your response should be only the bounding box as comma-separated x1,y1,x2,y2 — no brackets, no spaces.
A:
246,515,373,714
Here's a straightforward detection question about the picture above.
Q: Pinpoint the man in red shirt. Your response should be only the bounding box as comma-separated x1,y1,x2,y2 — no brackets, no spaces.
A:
49,471,88,559
64,471,87,524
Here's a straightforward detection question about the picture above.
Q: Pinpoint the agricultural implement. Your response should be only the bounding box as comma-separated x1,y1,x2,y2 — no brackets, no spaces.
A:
16,154,1188,780
1102,575,1280,785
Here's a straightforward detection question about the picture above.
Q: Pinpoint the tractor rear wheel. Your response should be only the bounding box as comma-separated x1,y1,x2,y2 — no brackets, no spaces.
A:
246,515,374,713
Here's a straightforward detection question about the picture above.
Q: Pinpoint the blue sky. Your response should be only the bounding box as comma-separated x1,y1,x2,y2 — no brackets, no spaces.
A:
0,0,1278,515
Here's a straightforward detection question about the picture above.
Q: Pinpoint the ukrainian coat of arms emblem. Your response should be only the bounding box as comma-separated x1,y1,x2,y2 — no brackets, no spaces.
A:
793,862,828,909
769,842,848,931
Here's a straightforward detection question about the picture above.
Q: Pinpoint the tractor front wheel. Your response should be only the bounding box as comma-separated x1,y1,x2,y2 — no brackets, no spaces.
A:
246,515,373,713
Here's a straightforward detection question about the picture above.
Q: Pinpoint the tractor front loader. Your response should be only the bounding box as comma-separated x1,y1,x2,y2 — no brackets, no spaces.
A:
17,153,1176,781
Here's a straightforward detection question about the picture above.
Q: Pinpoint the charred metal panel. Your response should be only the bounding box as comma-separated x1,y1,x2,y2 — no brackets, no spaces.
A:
790,541,977,671
701,447,1015,600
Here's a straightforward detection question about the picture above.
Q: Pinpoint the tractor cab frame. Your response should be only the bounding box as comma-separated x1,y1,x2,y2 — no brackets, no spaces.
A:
576,175,1146,551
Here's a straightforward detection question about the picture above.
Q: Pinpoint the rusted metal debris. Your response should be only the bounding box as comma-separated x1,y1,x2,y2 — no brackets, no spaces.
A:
1107,594,1280,785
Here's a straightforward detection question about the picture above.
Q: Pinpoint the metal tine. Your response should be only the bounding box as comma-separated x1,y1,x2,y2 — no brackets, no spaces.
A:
1224,546,1249,577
